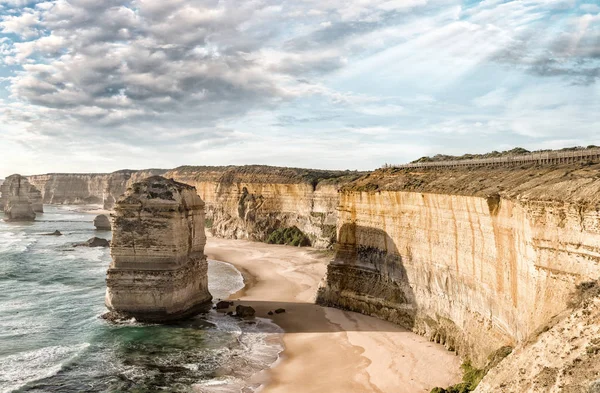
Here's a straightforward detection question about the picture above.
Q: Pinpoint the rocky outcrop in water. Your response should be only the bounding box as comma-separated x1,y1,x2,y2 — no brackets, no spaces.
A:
105,176,212,322
1,174,38,221
93,214,111,230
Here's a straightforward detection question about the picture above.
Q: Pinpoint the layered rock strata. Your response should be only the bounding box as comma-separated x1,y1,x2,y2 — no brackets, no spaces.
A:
317,164,600,371
105,176,212,322
1,174,38,221
27,166,360,248
165,166,360,248
27,170,166,208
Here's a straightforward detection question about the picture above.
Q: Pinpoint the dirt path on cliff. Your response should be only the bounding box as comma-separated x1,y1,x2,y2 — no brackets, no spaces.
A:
204,237,461,393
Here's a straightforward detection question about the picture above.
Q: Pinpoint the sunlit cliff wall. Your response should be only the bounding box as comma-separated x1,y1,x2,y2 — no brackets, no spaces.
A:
27,166,360,248
165,166,358,248
317,164,600,367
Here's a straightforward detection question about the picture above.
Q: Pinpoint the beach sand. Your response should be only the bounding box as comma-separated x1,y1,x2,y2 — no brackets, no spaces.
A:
205,237,462,393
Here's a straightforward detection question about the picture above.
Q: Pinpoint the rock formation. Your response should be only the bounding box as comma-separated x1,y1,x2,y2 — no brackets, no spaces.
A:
26,169,166,207
317,163,600,391
164,166,361,248
1,174,37,221
93,214,111,230
27,166,360,247
105,176,212,322
24,156,600,391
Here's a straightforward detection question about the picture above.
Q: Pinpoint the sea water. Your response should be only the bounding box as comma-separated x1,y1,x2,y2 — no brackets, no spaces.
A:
0,206,283,393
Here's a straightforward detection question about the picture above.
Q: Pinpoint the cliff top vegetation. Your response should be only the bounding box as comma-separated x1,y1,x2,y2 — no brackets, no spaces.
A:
168,165,365,186
342,161,600,204
411,146,599,164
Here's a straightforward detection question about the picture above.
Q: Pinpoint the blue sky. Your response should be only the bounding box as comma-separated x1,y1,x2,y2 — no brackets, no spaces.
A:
0,0,599,176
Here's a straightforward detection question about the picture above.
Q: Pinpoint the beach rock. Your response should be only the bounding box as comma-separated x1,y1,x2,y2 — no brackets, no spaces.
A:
275,308,286,314
44,230,62,236
216,301,233,310
1,174,36,222
235,305,255,318
93,214,111,230
105,176,212,322
268,311,274,316
78,237,110,247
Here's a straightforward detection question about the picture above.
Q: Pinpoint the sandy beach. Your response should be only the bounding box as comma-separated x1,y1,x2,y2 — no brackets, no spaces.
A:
205,237,462,393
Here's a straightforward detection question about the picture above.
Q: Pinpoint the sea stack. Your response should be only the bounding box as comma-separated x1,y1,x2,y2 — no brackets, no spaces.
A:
93,214,111,230
1,174,37,221
105,176,212,322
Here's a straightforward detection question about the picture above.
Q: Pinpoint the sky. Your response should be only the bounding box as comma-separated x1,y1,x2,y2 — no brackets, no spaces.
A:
0,0,599,177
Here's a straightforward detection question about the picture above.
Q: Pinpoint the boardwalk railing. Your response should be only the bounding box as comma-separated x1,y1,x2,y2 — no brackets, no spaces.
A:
387,148,600,170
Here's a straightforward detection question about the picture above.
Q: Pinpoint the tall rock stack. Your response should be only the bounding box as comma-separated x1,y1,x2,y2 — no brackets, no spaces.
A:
105,176,212,322
1,174,37,221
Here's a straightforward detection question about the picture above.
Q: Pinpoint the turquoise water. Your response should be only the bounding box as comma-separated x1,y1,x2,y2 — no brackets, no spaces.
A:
0,206,282,393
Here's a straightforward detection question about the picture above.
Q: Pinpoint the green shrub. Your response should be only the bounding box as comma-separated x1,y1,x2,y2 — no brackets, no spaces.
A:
266,226,311,247
205,218,213,228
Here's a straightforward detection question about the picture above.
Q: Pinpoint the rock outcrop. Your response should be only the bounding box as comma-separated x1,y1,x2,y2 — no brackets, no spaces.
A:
1,174,37,221
77,237,110,247
93,214,111,230
105,176,212,322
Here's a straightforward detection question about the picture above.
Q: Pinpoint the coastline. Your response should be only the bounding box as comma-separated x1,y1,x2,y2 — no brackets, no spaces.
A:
205,237,462,393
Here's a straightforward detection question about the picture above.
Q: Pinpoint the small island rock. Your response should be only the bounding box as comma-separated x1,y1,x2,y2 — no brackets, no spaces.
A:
93,214,111,230
77,237,110,247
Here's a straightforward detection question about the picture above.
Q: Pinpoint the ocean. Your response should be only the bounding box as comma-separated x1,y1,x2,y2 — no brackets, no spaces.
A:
0,206,282,393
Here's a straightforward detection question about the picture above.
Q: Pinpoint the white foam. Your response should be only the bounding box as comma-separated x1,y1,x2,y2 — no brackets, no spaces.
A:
0,231,34,254
0,343,89,393
208,260,245,300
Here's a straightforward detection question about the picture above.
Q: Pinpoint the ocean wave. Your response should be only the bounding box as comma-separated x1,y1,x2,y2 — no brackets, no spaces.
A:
196,316,284,393
0,343,89,393
0,231,35,254
208,260,245,300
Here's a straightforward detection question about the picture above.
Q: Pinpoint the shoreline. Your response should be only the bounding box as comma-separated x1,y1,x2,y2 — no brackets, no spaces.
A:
205,237,462,393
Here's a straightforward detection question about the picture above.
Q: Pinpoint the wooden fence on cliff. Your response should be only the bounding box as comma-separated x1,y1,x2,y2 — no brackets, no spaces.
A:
386,148,600,170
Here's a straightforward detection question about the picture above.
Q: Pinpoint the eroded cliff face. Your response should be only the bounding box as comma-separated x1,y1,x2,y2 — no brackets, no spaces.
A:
165,166,358,248
27,170,165,208
318,164,600,371
1,174,40,220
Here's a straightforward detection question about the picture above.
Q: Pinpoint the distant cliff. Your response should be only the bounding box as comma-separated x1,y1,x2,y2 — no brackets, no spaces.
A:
27,166,362,248
165,166,361,248
27,170,166,209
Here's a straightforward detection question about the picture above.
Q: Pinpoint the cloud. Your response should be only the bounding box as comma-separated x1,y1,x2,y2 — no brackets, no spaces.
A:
0,0,599,176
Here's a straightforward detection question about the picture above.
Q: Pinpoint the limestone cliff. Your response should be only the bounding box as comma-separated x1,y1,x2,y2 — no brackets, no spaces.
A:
27,166,360,247
164,166,361,248
317,163,600,375
1,174,39,221
27,169,165,209
105,176,212,322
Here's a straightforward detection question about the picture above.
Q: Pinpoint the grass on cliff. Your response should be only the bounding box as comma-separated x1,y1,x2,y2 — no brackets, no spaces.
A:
266,226,311,247
430,346,513,393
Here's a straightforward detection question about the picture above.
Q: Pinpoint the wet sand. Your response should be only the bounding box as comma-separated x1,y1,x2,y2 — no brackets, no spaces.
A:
205,237,462,393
